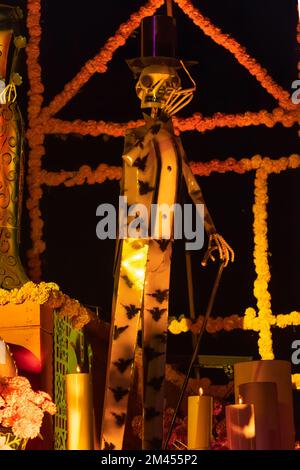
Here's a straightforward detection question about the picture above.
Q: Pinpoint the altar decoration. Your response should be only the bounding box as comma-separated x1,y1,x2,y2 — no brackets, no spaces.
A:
234,360,294,449
0,375,56,449
0,0,286,451
128,355,300,450
25,0,300,372
0,278,95,450
129,354,233,450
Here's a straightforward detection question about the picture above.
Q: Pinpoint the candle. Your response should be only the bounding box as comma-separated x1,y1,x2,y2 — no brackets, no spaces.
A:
239,381,280,450
66,367,94,450
234,360,294,449
0,338,17,377
188,388,213,450
226,401,255,450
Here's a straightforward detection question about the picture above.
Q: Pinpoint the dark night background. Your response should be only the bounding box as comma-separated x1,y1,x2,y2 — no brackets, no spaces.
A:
9,0,300,429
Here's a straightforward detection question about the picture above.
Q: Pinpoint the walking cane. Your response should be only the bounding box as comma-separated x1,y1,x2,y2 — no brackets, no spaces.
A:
163,260,225,449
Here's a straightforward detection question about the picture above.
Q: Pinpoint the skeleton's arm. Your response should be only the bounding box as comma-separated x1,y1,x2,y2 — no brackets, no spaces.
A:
181,153,234,267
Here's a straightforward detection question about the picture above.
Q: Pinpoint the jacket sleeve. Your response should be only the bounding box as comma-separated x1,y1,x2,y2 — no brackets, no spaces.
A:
179,139,217,236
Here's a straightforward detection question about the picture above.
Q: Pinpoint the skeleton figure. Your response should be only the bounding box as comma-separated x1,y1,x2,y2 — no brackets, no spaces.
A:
101,15,234,450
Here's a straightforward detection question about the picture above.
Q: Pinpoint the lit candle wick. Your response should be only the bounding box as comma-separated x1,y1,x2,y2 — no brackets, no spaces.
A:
76,365,81,373
199,387,203,397
238,396,243,404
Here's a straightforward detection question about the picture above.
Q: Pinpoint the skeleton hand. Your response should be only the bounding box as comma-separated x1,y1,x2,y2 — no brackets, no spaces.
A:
201,233,234,268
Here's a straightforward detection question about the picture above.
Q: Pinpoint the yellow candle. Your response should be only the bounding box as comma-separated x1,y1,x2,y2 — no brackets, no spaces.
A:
188,388,213,450
66,370,94,450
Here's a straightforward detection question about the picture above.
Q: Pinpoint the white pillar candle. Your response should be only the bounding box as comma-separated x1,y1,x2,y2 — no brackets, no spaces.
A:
188,388,213,450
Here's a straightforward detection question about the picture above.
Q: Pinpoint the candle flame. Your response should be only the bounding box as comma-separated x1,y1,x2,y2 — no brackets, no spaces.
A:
76,365,81,373
238,396,243,404
199,387,203,397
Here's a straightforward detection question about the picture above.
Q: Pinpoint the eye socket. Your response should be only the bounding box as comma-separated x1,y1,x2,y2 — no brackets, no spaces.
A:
135,84,142,95
140,74,153,88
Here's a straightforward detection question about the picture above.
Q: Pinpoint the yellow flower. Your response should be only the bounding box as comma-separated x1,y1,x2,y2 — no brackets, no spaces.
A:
168,319,182,335
178,316,191,333
0,281,93,330
276,312,300,328
292,374,300,390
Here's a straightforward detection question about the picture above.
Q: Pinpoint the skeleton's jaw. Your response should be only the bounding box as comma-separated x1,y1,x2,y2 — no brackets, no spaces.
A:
142,97,161,108
141,98,164,110
141,99,170,121
141,90,174,113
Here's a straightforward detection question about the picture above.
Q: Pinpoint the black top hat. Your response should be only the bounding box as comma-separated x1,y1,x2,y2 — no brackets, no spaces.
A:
127,15,196,75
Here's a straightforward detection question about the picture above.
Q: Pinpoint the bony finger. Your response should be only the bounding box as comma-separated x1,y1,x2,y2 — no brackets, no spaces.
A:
201,255,209,267
201,251,209,267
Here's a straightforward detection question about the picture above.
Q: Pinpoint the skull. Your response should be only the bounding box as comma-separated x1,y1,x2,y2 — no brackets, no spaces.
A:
135,65,181,110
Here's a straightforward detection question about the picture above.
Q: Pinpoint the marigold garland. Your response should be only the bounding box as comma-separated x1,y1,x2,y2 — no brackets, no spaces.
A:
39,154,300,187
168,310,300,335
168,314,243,335
0,281,95,329
167,154,300,359
276,312,300,328
250,167,275,359
42,107,300,137
26,0,45,281
38,0,165,122
174,0,296,111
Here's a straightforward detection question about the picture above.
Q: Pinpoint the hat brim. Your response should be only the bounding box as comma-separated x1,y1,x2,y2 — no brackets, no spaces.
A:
126,56,197,75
